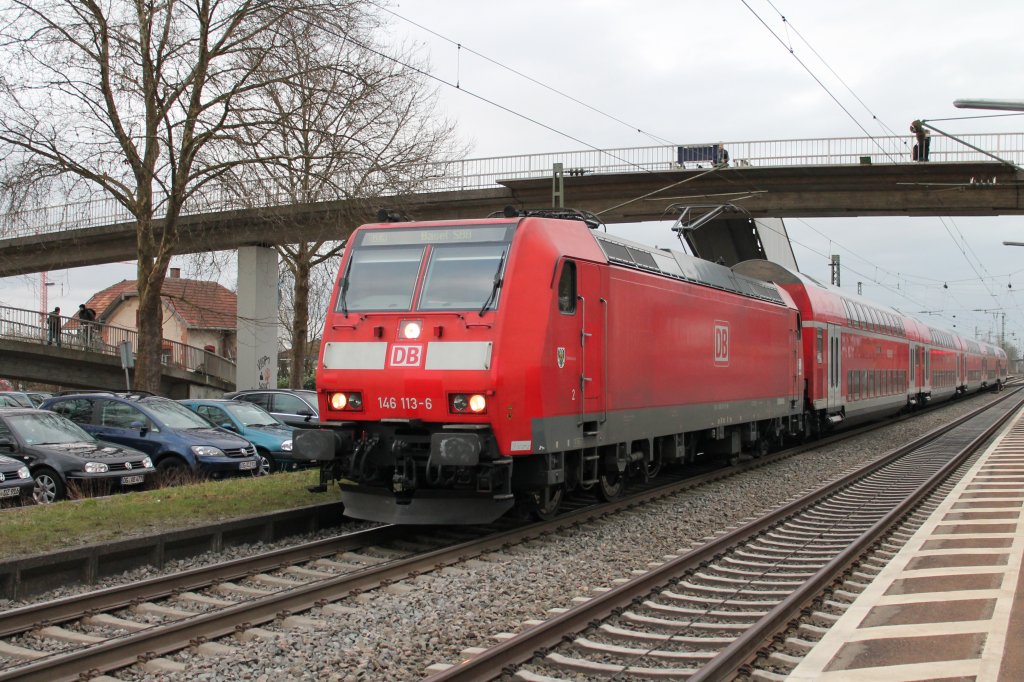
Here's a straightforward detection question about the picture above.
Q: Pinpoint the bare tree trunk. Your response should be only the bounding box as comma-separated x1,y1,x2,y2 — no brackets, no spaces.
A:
288,258,311,389
134,260,168,392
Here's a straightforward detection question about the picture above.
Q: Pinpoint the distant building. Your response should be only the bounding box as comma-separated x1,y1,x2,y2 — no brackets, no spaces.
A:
84,268,237,359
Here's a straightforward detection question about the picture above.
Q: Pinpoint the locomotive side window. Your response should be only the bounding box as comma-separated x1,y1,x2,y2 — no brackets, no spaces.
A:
558,261,577,314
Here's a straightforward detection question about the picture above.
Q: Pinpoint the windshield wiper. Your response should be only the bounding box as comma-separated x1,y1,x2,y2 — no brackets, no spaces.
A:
479,249,507,316
338,255,354,317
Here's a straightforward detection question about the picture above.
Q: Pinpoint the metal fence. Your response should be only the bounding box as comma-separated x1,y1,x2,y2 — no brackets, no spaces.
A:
0,304,235,384
2,132,1022,240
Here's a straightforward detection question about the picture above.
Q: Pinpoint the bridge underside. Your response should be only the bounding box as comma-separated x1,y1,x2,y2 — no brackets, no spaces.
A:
0,340,232,397
0,161,1020,277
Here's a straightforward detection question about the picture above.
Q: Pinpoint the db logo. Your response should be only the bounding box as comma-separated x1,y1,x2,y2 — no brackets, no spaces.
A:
390,344,423,367
714,321,730,366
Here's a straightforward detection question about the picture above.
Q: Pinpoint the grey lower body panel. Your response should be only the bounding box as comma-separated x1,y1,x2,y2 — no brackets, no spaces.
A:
531,397,800,452
340,486,515,525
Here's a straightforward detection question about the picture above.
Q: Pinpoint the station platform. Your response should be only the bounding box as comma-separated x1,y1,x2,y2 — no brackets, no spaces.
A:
788,405,1024,681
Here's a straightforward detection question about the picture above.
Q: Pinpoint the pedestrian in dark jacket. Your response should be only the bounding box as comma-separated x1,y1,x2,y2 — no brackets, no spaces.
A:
78,304,97,347
46,306,61,346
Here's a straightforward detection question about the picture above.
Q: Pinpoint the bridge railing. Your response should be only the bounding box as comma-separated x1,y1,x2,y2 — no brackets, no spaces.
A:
0,304,236,385
2,132,1023,239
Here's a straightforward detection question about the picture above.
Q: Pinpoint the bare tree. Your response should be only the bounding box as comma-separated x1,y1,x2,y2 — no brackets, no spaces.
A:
278,254,338,386
0,0,370,391
221,11,465,387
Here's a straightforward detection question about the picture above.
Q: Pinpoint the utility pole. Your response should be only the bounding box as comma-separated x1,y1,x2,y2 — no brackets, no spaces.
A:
552,163,565,208
830,255,841,287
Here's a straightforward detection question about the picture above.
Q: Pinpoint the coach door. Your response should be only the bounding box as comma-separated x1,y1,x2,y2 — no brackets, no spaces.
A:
827,324,842,410
577,262,607,431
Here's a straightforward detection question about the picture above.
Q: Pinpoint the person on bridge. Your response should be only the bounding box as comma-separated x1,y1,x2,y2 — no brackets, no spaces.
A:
911,120,930,161
46,306,61,347
77,303,97,348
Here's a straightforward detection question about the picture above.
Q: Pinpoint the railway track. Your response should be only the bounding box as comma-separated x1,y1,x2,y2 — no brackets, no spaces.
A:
0,388,1014,680
423,387,1024,681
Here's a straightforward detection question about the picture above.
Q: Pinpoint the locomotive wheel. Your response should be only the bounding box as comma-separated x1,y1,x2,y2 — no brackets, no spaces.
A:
597,472,624,501
522,485,565,521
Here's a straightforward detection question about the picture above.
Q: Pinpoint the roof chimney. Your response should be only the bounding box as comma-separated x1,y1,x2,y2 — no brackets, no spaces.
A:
169,268,180,278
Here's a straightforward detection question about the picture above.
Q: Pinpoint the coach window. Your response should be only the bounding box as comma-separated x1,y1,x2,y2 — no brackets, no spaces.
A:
558,261,577,314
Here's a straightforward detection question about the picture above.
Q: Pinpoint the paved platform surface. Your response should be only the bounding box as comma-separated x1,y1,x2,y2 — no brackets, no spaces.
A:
789,406,1024,681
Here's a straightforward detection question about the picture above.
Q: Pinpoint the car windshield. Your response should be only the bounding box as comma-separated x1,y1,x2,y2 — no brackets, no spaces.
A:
6,412,95,445
3,393,33,408
142,398,216,429
225,402,281,427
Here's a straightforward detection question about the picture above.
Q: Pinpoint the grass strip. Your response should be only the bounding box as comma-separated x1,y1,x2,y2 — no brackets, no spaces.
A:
0,470,324,560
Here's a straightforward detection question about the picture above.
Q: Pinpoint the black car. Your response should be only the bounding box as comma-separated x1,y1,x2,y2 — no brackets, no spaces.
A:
222,389,321,428
0,408,155,504
0,453,33,504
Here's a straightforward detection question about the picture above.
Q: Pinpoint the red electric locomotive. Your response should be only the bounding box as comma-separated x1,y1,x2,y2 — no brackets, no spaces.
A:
297,210,807,524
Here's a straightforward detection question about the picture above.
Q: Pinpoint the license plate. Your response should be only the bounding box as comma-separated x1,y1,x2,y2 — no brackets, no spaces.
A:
239,460,257,470
0,486,21,498
120,475,144,485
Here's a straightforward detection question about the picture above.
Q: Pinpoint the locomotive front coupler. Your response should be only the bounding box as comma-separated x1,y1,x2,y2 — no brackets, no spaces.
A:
391,439,417,494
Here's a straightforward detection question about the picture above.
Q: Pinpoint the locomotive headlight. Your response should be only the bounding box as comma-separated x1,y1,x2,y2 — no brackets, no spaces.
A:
329,392,363,411
451,393,487,414
399,319,422,340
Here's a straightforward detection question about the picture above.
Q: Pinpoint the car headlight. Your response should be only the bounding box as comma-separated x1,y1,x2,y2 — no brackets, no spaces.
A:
191,446,225,457
281,439,293,452
17,466,29,479
142,457,153,469
84,461,109,473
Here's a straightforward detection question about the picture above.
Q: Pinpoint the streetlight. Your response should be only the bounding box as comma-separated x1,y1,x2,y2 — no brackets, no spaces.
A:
954,99,1024,112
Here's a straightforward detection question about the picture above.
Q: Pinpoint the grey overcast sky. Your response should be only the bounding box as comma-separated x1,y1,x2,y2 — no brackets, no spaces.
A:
3,0,1023,347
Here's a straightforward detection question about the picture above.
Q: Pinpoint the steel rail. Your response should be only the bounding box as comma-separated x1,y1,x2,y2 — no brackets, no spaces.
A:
0,524,407,638
690,388,1024,681
423,388,1024,681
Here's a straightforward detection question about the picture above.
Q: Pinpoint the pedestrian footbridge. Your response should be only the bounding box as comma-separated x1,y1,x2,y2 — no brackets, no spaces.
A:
0,304,234,396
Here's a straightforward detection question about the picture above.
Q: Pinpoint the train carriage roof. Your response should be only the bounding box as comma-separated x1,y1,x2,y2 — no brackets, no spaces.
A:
591,232,787,306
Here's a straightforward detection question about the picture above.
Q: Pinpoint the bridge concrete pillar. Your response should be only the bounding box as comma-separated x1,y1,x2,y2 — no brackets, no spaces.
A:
236,246,278,390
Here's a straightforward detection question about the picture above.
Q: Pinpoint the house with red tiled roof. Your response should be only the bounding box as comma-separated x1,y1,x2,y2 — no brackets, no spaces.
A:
84,269,237,359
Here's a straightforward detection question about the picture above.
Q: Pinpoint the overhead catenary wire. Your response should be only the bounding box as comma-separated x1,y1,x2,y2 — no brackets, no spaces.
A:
370,2,679,147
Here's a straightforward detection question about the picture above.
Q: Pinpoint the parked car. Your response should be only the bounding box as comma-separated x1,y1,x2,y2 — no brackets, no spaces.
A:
0,407,154,503
0,394,24,408
179,399,303,475
0,453,33,504
2,392,53,408
41,393,260,485
222,389,321,428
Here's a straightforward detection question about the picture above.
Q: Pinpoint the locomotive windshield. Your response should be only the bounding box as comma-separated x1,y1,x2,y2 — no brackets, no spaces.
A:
337,224,515,313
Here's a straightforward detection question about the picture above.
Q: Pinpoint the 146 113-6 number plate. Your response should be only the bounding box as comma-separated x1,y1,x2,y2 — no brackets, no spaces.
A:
239,460,257,470
120,475,144,485
0,486,21,498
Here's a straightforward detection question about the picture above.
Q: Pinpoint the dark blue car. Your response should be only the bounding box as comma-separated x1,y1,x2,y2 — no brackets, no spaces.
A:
42,393,260,484
179,399,302,475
